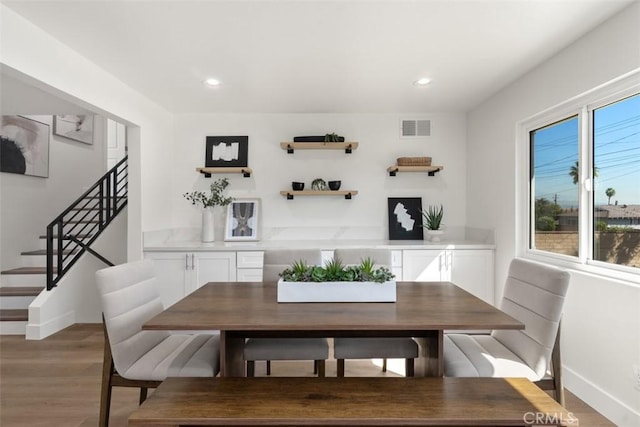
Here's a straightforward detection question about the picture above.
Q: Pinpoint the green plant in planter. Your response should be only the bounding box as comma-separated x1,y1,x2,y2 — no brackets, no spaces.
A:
183,178,234,208
311,178,327,190
422,204,444,230
279,257,394,283
324,132,340,142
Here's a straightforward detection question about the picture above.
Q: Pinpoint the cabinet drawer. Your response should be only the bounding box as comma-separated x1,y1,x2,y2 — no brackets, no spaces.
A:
237,268,263,282
237,251,264,269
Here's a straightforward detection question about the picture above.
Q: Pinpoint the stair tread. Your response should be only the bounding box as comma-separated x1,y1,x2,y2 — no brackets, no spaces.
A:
21,249,77,256
0,267,55,275
39,234,93,239
0,309,28,321
0,286,43,296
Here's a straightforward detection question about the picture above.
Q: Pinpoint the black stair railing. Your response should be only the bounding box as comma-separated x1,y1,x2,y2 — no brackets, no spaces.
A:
46,156,128,290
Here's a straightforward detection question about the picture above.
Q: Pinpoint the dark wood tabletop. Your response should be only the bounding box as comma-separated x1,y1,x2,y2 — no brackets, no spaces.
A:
144,281,523,332
143,281,522,377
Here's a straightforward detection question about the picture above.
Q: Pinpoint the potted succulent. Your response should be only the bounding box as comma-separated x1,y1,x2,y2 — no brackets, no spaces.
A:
311,178,327,190
183,178,234,242
422,204,444,242
277,257,396,303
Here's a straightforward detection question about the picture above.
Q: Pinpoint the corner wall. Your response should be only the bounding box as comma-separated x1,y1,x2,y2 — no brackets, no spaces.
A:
466,3,640,424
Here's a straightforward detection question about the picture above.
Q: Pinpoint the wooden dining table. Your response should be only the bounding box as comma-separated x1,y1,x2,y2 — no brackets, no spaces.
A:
143,281,523,377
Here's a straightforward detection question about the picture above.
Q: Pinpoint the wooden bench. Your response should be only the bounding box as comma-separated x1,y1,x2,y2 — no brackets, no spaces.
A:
128,377,578,426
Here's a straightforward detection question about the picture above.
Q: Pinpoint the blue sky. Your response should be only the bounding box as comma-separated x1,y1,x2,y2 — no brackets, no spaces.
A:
532,93,639,208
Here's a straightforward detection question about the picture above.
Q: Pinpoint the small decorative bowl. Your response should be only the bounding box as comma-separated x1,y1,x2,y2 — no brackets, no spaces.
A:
292,182,305,191
328,180,341,191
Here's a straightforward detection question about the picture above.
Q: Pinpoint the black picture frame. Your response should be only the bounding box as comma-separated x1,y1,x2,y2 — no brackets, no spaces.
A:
205,136,248,168
387,197,423,240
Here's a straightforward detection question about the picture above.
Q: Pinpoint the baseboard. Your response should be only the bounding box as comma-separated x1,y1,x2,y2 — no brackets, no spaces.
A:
564,366,640,426
25,310,75,340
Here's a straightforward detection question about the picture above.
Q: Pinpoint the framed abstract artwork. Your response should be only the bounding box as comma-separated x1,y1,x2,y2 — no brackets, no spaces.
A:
205,136,248,168
387,197,424,240
53,115,94,145
225,199,260,241
0,115,50,178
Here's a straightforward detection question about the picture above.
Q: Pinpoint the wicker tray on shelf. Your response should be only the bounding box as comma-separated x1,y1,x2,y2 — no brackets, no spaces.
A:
396,157,432,166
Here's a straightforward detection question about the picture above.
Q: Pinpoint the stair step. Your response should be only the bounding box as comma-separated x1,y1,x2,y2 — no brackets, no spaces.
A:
0,309,28,321
0,286,43,297
1,267,53,275
21,249,76,256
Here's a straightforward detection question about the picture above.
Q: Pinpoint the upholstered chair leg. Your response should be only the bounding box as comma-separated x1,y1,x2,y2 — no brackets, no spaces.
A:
551,324,565,406
405,358,415,377
382,358,387,372
316,360,326,377
246,361,255,377
99,322,114,427
139,388,148,404
337,359,345,377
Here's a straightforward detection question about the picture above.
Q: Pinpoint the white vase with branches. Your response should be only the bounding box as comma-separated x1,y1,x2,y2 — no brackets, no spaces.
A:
183,178,233,242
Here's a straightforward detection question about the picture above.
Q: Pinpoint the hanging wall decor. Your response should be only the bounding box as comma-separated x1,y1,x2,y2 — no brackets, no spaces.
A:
0,115,50,178
205,136,248,168
53,115,94,145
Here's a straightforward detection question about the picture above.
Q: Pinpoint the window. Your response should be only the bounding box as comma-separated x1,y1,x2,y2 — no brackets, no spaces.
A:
521,72,640,276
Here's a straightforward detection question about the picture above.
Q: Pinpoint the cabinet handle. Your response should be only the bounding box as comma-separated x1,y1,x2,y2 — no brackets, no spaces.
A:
185,254,189,270
191,254,195,270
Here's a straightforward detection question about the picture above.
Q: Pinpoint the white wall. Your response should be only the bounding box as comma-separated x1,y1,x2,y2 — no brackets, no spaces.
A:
0,115,105,269
466,3,640,424
0,4,175,261
171,113,467,238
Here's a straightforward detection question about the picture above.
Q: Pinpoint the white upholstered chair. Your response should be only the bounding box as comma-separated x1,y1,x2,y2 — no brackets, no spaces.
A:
444,258,570,404
332,248,418,377
95,260,220,427
244,249,329,377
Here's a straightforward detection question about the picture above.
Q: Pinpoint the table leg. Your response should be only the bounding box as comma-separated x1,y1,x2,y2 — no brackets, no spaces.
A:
220,331,245,377
414,330,443,377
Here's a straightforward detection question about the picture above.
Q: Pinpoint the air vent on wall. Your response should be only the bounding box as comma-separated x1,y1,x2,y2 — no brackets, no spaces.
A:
401,119,431,138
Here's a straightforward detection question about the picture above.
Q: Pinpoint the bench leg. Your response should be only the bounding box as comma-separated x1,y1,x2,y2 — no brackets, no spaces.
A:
337,359,345,377
316,360,326,377
405,358,415,377
246,361,255,377
266,360,271,376
382,358,387,372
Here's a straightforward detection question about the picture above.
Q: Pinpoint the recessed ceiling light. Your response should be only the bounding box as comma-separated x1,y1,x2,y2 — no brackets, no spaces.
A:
413,78,431,87
204,78,221,88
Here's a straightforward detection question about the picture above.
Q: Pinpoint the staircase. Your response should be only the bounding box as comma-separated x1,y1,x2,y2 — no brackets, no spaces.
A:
0,237,62,334
0,156,127,335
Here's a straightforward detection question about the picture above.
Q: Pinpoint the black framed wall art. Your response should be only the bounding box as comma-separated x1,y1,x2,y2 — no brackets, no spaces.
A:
387,197,423,240
205,136,248,168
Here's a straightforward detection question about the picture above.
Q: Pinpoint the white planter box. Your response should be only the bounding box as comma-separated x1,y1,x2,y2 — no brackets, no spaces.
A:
277,279,396,303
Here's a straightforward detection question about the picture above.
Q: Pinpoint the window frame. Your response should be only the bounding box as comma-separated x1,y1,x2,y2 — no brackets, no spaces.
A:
517,70,640,284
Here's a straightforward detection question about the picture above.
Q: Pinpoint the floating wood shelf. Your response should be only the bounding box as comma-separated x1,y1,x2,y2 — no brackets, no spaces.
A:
280,190,358,200
196,167,252,178
280,142,359,154
387,165,444,177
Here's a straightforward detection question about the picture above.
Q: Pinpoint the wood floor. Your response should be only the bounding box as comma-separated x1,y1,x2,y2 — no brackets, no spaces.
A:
0,324,615,427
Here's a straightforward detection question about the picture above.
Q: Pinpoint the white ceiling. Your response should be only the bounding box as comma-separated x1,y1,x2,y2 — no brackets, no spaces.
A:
2,0,635,114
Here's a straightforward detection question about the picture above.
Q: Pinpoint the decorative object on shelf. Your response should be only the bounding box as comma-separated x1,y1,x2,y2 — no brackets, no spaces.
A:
277,257,396,303
293,135,345,143
292,181,305,191
225,198,260,241
183,178,234,242
53,115,94,145
1,115,50,178
328,180,341,191
311,178,327,190
422,204,444,242
397,157,431,166
387,197,424,240
205,136,248,168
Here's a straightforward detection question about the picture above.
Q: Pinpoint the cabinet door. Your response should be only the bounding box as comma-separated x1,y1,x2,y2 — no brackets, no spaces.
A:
191,252,237,294
144,252,189,308
402,250,446,281
449,250,494,304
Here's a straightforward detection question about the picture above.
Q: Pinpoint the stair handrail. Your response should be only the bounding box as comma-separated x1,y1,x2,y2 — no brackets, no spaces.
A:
46,156,128,290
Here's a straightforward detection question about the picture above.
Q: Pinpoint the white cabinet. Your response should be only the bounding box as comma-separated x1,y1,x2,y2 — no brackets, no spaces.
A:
402,249,494,304
236,251,264,281
145,251,236,307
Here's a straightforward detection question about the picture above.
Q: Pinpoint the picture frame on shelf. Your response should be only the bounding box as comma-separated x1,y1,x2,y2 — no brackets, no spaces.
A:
205,136,248,168
1,115,50,178
387,197,423,240
53,115,94,145
225,198,260,241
